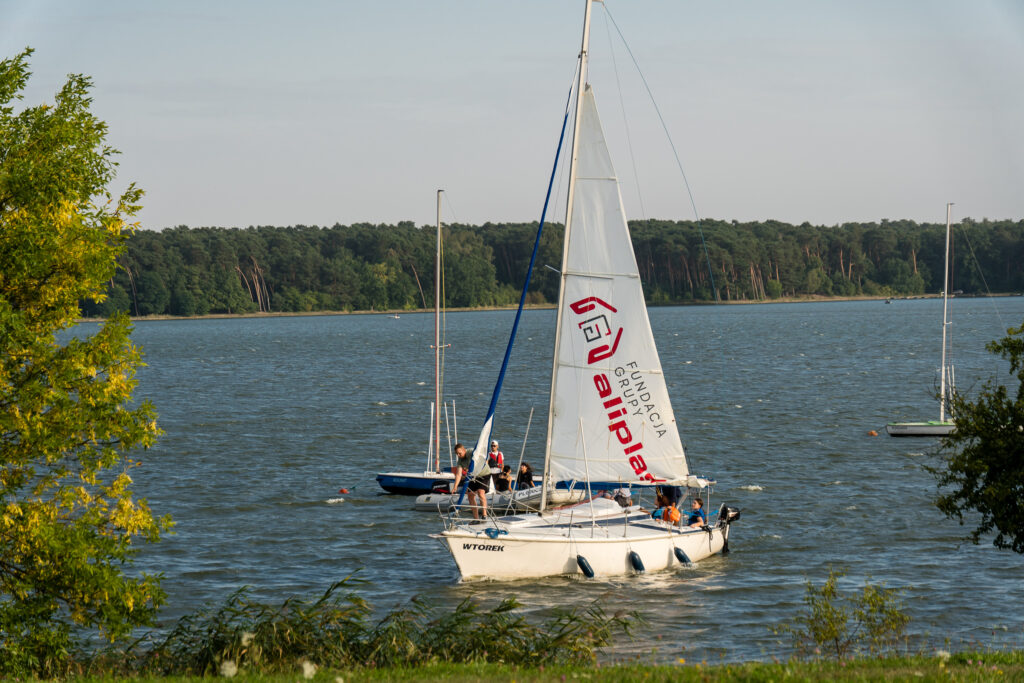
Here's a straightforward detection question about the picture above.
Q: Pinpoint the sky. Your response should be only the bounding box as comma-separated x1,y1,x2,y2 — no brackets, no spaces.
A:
2,0,1024,230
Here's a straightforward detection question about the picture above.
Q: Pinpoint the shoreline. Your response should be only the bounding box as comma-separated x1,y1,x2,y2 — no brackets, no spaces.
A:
76,292,1021,323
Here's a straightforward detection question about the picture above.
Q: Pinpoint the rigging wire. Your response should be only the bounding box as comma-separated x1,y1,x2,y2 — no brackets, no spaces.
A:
600,9,646,220
601,2,719,302
551,65,580,237
541,62,580,281
454,56,579,509
956,221,1009,332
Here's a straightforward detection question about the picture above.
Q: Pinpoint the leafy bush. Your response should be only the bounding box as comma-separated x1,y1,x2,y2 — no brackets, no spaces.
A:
934,320,1024,553
773,567,909,659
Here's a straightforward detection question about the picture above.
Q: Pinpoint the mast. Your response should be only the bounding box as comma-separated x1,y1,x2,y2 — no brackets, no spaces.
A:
434,189,443,471
939,201,953,423
540,0,594,513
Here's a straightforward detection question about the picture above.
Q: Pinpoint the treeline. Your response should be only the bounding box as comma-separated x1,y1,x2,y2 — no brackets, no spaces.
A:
80,218,1024,317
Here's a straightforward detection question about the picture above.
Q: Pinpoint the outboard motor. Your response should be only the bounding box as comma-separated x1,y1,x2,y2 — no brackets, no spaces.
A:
716,503,741,554
716,504,741,528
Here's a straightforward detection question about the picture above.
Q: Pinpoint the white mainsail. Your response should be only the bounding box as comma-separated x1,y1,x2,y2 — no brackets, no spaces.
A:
546,85,689,486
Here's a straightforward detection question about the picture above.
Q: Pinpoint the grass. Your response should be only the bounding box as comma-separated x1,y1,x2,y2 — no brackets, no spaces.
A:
65,651,1024,682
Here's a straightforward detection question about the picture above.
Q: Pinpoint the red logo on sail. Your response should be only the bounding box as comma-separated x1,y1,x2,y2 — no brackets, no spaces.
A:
592,372,661,483
570,297,623,364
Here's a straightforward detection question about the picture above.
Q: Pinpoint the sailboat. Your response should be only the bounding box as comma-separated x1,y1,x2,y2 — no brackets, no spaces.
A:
432,0,740,580
376,191,458,494
886,203,957,437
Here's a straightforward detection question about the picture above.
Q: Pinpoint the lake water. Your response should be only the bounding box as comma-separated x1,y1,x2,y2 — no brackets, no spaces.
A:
86,297,1024,663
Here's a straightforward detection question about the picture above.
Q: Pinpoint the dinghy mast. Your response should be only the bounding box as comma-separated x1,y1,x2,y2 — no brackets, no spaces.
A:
433,190,443,472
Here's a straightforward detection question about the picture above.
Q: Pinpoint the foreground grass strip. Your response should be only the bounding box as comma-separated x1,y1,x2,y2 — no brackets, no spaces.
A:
68,652,1024,682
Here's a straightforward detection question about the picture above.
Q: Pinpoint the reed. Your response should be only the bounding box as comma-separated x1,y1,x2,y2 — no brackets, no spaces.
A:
363,596,636,668
121,580,369,676
82,579,635,677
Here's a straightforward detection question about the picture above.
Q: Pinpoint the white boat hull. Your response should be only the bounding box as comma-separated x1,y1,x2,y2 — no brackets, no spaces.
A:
434,499,738,580
885,421,955,437
414,486,585,513
437,517,729,580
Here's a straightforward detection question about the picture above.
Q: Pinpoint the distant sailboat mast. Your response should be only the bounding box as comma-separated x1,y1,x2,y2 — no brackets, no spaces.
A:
434,189,443,472
939,201,953,423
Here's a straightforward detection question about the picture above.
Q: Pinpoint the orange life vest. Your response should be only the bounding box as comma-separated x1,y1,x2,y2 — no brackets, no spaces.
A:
664,504,681,524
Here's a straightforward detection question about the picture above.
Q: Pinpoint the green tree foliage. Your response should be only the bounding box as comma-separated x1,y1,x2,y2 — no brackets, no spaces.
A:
62,173,1024,315
935,321,1024,553
773,567,909,660
0,49,169,676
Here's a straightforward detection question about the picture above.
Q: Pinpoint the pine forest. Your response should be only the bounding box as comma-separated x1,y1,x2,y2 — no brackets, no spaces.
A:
80,217,1024,317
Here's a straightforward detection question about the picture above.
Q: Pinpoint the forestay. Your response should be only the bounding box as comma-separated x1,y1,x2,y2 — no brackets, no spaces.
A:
546,85,689,487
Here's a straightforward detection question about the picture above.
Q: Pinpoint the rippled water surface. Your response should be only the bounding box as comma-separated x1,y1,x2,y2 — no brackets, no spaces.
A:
88,297,1024,662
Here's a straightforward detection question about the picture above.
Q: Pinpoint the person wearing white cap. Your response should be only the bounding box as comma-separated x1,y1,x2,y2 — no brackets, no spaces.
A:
488,440,504,470
612,487,632,507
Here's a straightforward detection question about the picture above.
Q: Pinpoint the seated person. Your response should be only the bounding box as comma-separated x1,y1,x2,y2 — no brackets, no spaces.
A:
686,497,707,528
516,462,535,489
612,487,632,507
495,465,513,493
660,485,682,508
651,489,680,524
650,490,668,517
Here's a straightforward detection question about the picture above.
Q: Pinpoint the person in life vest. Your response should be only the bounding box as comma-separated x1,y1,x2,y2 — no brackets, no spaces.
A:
660,485,682,508
664,503,681,524
488,440,504,467
686,497,707,528
651,488,680,524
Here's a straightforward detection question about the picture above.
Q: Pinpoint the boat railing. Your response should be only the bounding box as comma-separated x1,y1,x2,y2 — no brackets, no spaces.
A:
439,501,508,531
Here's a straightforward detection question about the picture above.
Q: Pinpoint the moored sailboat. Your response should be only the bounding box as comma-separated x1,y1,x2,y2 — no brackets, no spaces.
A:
376,191,457,494
432,0,739,580
886,203,957,437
